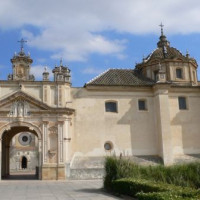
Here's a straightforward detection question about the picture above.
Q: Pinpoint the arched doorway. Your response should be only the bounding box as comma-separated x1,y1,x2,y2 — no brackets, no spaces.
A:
21,156,27,169
0,124,42,180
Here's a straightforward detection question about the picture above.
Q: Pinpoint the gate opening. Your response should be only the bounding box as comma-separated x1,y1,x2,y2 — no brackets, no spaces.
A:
1,126,40,180
21,156,27,169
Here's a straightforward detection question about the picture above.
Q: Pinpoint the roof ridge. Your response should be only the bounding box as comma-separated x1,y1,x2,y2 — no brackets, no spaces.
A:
86,68,134,85
170,46,185,57
145,48,159,62
86,68,110,84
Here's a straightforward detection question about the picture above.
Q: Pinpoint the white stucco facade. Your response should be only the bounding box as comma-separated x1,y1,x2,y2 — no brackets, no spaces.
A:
0,31,200,180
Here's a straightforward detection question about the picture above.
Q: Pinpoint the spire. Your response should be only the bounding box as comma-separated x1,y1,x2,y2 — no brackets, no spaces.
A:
43,66,49,81
52,60,71,83
9,39,34,81
159,22,164,36
186,49,190,58
18,38,27,53
157,23,170,48
60,58,63,66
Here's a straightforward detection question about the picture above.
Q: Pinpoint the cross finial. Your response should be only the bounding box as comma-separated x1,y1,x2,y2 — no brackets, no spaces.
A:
18,38,27,52
60,58,63,66
159,22,164,36
186,49,190,58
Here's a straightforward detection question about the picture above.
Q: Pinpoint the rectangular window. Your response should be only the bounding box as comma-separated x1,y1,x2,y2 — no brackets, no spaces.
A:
105,102,117,112
178,97,187,110
138,100,146,110
176,68,182,79
154,70,158,81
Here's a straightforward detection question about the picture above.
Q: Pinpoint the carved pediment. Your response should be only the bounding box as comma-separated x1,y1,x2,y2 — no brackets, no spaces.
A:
10,99,30,117
0,91,74,115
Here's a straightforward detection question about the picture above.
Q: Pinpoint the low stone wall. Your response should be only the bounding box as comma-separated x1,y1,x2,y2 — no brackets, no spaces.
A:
69,168,104,179
67,155,163,179
174,154,200,164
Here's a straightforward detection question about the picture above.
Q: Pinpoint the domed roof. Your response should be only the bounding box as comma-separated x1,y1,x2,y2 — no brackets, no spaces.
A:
145,46,188,61
139,25,197,66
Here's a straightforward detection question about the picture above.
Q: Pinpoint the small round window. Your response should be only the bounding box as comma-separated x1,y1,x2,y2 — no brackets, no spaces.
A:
22,136,28,142
18,133,32,146
104,142,113,151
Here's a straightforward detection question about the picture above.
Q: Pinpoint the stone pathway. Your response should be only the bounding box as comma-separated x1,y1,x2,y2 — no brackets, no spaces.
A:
0,179,126,200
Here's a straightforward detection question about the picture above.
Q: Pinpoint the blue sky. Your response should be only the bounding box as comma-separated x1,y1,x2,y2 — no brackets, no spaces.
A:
0,0,200,87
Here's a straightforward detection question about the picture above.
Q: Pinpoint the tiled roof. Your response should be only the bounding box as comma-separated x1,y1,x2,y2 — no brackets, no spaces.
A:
145,46,188,61
85,69,155,87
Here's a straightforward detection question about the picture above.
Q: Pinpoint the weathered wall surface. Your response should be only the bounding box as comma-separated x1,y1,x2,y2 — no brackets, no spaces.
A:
169,88,200,156
71,87,158,162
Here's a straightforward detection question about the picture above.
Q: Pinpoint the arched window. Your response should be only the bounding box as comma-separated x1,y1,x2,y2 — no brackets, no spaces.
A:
176,68,183,79
154,70,158,81
21,156,27,169
105,101,117,113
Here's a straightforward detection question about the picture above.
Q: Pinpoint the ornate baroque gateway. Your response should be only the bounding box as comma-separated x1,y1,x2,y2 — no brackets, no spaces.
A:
1,26,200,180
0,39,74,180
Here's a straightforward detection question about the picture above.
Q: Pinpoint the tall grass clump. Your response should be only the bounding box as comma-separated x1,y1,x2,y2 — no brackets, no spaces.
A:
104,156,200,189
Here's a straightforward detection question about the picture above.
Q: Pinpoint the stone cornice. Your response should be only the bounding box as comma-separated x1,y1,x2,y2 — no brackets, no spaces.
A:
0,90,75,115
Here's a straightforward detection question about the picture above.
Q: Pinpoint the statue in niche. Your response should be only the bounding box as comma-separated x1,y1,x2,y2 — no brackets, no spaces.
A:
10,100,30,117
17,65,25,78
18,101,23,117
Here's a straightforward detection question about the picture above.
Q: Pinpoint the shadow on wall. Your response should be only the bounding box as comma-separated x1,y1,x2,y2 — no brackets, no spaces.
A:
117,98,159,163
171,98,200,156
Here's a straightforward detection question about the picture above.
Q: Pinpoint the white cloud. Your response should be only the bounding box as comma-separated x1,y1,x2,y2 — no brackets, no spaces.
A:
31,65,53,80
1,0,200,61
82,67,105,75
36,58,47,63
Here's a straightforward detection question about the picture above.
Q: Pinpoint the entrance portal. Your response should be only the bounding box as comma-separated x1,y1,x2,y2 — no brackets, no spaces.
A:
21,156,27,169
1,125,41,180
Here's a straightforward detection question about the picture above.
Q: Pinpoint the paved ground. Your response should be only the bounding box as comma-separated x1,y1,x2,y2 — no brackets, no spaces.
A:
0,179,125,200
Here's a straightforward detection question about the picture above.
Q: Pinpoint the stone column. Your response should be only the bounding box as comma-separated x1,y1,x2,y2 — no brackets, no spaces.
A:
154,84,173,165
64,118,71,163
5,145,9,176
0,139,2,180
38,139,42,180
57,122,64,164
42,121,48,164
64,118,71,178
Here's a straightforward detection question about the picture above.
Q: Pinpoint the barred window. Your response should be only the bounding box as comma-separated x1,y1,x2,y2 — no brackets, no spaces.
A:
176,68,183,79
105,102,117,112
178,97,187,110
138,100,147,111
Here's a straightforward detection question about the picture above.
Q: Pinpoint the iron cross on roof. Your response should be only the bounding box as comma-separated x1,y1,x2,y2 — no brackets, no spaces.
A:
159,23,164,36
18,38,27,52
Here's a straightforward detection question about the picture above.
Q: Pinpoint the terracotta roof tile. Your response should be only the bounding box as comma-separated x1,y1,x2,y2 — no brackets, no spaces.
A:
86,69,155,87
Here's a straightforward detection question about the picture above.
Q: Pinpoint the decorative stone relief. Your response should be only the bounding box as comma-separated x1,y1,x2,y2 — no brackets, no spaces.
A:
48,126,57,135
48,125,58,163
10,99,30,117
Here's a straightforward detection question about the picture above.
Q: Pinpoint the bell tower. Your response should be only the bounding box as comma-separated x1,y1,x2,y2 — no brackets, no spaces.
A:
8,39,35,81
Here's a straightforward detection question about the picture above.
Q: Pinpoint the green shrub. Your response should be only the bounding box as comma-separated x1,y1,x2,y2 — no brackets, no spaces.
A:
136,192,196,200
103,156,118,190
112,178,200,199
112,178,166,196
104,156,200,189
